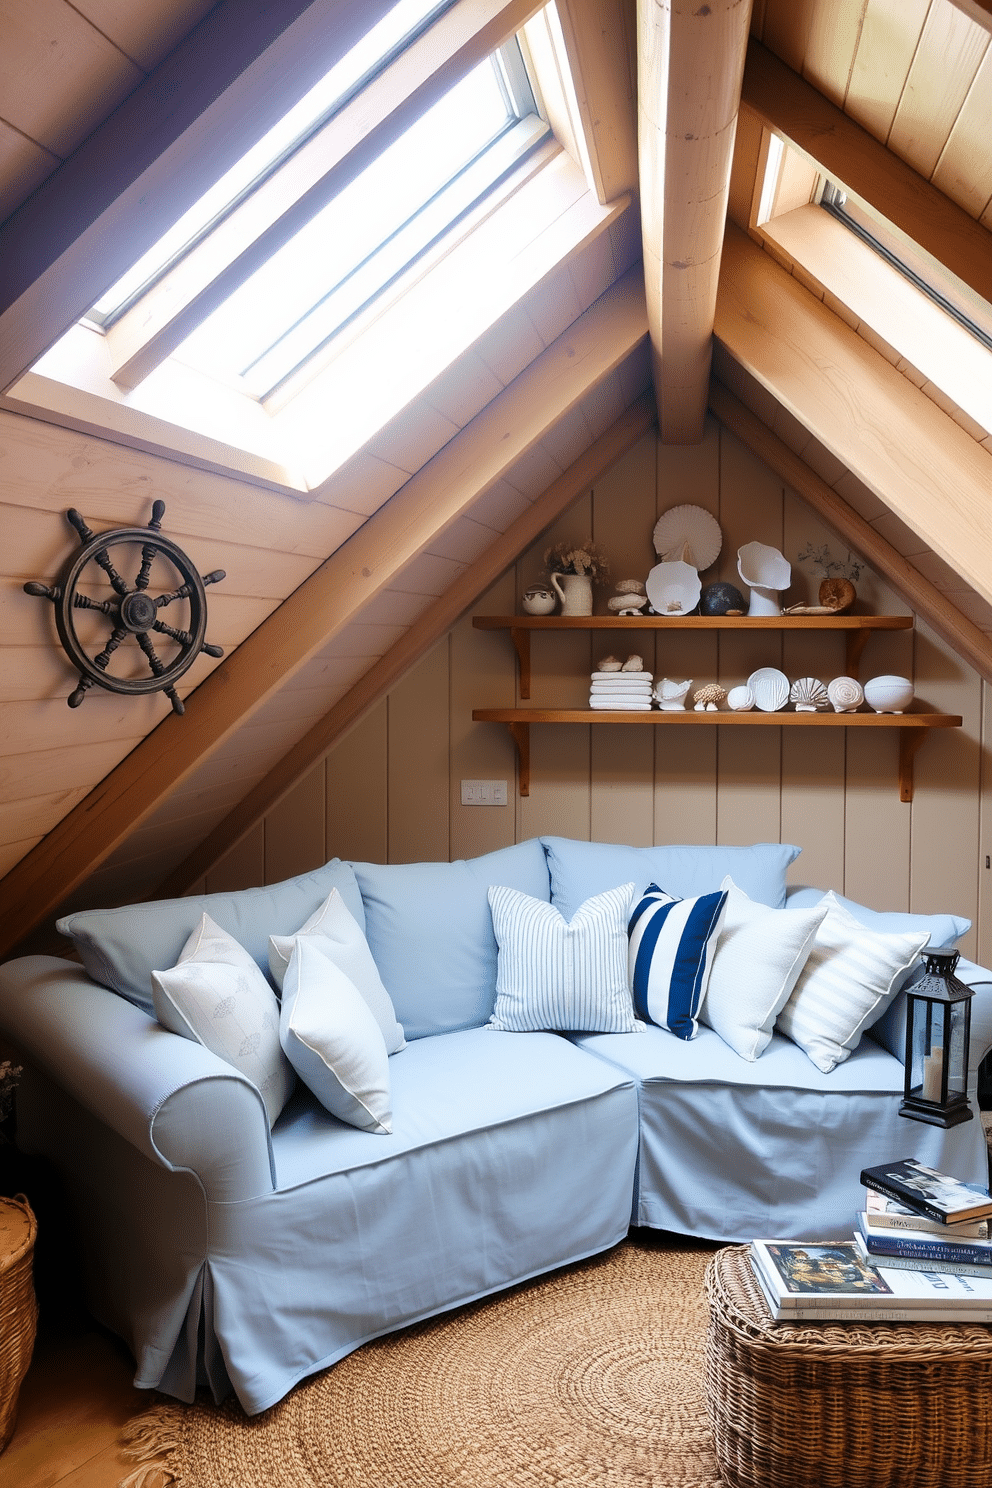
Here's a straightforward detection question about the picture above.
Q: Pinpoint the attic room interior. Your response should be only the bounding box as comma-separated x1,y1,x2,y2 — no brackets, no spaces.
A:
4,0,992,1483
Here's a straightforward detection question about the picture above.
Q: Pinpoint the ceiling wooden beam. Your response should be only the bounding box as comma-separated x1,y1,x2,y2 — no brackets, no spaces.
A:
0,269,647,957
157,391,657,897
708,379,992,686
742,39,992,313
638,0,752,445
715,224,992,609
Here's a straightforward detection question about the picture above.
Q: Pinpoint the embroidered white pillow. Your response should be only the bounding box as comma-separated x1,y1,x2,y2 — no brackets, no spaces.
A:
152,913,295,1126
488,882,637,1033
775,892,929,1072
280,937,392,1134
628,884,728,1039
699,878,828,1061
268,886,405,1053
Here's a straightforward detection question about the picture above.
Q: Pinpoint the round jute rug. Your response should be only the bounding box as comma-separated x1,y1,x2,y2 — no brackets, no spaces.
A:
118,1240,722,1488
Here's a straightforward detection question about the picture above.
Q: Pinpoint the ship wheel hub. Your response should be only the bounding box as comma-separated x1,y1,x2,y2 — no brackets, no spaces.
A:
120,591,157,632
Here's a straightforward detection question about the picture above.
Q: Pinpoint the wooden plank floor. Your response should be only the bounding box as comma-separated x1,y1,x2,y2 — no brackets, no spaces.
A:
1,1324,146,1488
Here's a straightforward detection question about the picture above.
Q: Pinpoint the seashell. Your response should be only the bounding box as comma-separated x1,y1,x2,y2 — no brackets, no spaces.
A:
615,578,646,594
598,655,623,671
864,674,914,714
645,560,702,617
790,677,829,712
622,654,645,672
819,577,856,613
692,684,726,711
700,582,747,617
652,505,723,569
654,678,691,711
747,667,790,713
727,685,754,711
607,592,649,613
827,676,864,713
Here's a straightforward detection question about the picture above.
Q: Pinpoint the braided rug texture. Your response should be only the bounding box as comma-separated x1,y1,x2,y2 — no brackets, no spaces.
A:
119,1241,721,1488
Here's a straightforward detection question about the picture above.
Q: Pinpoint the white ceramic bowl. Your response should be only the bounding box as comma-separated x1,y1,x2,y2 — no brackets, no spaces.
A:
645,560,702,616
863,674,914,713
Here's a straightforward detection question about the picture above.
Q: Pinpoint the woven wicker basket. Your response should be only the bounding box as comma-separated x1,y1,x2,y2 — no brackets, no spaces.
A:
0,1194,37,1454
704,1245,992,1488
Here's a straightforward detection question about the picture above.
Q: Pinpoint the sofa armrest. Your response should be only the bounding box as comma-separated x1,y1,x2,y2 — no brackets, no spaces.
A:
0,956,275,1201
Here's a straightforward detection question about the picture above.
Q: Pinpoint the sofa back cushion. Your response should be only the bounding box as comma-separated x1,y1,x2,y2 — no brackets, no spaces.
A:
350,840,550,1038
57,859,365,1015
542,837,800,922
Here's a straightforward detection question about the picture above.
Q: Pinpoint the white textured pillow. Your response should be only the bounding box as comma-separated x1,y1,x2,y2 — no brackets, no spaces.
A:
280,938,392,1133
775,892,929,1072
627,884,728,1039
488,882,637,1033
268,887,404,1053
699,878,828,1061
152,913,295,1125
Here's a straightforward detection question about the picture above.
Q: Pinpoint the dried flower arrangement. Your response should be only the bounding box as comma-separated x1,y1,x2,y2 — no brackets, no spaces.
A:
543,538,611,584
0,1060,21,1127
797,543,864,582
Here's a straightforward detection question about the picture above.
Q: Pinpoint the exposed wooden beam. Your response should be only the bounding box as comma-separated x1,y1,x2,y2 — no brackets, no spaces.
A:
948,0,992,34
638,0,753,444
716,224,992,610
157,392,657,896
0,269,647,957
742,39,992,314
708,380,992,687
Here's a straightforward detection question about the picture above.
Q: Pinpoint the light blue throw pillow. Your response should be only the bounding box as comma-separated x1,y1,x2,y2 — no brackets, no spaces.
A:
784,886,971,949
542,837,800,922
350,839,550,1039
488,882,637,1033
58,858,366,1016
628,883,729,1040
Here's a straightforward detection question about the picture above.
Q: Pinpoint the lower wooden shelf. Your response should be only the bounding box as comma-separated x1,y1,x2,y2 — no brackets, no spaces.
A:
471,707,962,801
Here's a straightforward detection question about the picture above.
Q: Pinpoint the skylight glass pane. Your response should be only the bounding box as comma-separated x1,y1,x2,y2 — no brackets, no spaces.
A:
91,0,452,319
174,58,519,387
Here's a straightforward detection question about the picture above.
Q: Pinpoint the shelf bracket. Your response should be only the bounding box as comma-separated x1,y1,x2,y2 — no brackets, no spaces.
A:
844,628,871,679
510,628,531,699
507,722,531,797
899,727,929,803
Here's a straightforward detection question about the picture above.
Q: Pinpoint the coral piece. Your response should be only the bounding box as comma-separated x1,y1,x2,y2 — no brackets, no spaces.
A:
598,655,623,671
615,578,646,594
607,592,649,614
693,684,726,712
621,655,645,671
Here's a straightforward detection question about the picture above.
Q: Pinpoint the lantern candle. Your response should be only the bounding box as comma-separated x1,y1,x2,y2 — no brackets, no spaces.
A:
921,1047,944,1102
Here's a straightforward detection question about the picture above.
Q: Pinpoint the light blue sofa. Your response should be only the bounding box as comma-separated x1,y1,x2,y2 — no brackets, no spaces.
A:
0,835,989,1415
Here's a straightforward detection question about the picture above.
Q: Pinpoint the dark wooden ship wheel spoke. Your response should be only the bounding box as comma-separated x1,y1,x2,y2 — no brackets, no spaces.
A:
24,501,225,716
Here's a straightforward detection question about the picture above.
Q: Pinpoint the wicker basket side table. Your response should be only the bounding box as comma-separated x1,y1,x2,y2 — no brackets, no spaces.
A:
0,1194,37,1453
704,1245,992,1488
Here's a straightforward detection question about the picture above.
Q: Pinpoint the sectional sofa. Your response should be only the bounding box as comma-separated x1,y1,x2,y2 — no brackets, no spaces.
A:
0,835,989,1415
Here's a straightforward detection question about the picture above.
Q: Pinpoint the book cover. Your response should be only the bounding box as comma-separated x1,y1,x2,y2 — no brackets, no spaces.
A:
859,1158,992,1226
865,1188,990,1239
853,1230,992,1281
857,1212,992,1265
749,1256,992,1323
750,1239,992,1310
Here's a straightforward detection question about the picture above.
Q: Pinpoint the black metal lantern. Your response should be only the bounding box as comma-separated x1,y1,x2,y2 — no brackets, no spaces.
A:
899,948,974,1127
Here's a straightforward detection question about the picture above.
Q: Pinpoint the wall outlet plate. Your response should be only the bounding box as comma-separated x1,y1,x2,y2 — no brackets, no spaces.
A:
461,779,508,806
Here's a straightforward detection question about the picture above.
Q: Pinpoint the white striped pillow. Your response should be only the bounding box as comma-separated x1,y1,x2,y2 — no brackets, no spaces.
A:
775,892,928,1072
487,882,637,1033
628,884,728,1039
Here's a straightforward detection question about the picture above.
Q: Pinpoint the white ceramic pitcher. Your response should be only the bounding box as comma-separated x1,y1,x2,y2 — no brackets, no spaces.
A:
551,572,593,615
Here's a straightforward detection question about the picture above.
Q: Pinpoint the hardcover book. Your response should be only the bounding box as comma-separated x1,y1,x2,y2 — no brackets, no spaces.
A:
856,1211,992,1265
860,1158,992,1226
865,1187,990,1239
748,1254,992,1323
853,1230,992,1281
749,1239,992,1313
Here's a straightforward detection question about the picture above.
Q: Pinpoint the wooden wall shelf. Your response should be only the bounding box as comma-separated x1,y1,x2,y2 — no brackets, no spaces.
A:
472,613,913,697
471,707,962,801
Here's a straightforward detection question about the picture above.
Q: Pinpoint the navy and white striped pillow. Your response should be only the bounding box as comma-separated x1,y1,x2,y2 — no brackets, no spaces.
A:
628,884,728,1039
487,882,637,1033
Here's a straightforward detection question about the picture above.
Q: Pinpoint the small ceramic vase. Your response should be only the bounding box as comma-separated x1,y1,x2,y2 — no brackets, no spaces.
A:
737,542,792,616
654,678,691,711
864,674,914,713
522,586,556,616
551,572,594,616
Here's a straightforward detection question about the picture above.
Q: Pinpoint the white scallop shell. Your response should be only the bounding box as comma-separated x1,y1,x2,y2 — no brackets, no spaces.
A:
652,505,723,569
654,678,691,710
727,685,754,711
747,667,790,712
645,560,702,616
827,676,864,713
864,674,914,713
790,677,829,712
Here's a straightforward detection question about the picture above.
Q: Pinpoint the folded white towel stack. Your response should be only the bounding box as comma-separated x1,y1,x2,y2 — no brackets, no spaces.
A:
589,671,653,711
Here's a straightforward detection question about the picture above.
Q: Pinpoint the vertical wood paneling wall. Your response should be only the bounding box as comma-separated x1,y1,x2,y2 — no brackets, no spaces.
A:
204,416,992,966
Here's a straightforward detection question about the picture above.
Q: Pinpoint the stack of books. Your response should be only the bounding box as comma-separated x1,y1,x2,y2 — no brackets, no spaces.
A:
748,1158,992,1323
588,669,653,711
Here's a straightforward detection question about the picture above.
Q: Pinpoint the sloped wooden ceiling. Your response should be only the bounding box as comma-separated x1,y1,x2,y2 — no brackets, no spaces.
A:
3,0,992,958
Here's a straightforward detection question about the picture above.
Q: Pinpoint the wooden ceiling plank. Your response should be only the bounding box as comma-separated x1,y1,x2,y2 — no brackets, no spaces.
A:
155,390,657,898
0,272,647,954
844,0,930,143
553,0,639,203
709,376,992,686
639,0,752,444
799,0,867,109
886,1,990,182
715,224,992,607
932,47,992,218
742,38,992,311
69,1,219,73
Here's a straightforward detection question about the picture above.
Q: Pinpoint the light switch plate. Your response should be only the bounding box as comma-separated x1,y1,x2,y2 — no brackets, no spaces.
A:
461,779,508,806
